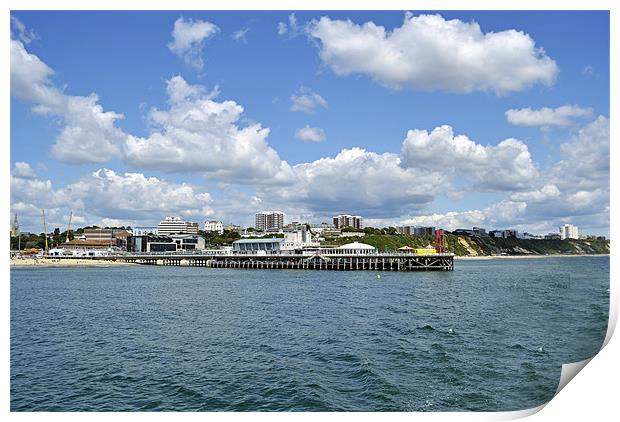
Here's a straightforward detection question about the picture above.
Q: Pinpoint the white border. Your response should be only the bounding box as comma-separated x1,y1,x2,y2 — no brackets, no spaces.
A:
3,1,617,420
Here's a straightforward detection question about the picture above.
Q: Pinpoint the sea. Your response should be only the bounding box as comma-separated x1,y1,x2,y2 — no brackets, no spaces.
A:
10,256,609,411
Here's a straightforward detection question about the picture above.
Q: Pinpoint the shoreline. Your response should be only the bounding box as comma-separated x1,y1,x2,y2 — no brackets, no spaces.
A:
8,253,609,268
454,253,610,261
9,258,138,268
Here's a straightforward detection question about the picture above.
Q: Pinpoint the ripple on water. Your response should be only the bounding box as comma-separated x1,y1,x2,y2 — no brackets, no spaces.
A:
10,258,609,411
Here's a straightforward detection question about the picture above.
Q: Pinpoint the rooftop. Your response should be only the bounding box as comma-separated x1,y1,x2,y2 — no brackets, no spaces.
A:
337,242,376,250
233,238,284,243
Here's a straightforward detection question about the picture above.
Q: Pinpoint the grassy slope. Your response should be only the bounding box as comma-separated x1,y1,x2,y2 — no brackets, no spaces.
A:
320,234,609,256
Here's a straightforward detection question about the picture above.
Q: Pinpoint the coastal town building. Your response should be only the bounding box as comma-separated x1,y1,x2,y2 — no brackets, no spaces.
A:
559,224,579,240
129,233,205,252
255,211,285,231
204,220,224,235
186,222,200,234
157,216,198,236
472,227,487,236
399,226,436,236
282,228,320,250
83,228,114,243
49,238,124,257
233,228,319,252
489,229,518,238
170,234,206,250
332,242,376,255
132,226,158,236
396,225,415,235
81,228,130,248
453,229,475,236
332,214,363,230
339,231,366,238
414,226,436,236
130,235,177,253
233,238,283,253
224,224,242,233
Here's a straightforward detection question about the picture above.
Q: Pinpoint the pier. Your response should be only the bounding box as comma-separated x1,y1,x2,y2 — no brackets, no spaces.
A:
51,251,454,271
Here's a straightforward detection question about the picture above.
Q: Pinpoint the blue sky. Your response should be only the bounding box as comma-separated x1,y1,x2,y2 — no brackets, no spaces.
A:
10,10,610,235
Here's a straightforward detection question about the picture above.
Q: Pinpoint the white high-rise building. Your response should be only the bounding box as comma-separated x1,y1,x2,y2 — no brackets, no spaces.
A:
158,216,188,236
559,224,579,240
255,211,285,231
204,220,224,235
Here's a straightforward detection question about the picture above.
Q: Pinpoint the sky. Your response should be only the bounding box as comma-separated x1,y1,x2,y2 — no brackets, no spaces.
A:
9,10,610,235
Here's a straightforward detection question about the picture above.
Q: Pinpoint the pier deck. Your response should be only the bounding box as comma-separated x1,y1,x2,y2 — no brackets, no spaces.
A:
55,252,455,271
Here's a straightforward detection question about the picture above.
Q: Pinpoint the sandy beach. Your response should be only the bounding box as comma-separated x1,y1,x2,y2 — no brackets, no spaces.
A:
454,254,610,261
10,258,137,268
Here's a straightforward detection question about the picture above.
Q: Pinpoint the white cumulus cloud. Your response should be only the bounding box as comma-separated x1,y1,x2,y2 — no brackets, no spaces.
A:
168,17,219,70
11,16,37,44
400,200,528,232
400,125,539,191
10,165,215,230
290,87,328,113
123,75,288,182
11,39,125,164
307,13,558,94
505,105,593,127
277,13,299,37
12,162,37,179
262,148,447,217
295,126,326,142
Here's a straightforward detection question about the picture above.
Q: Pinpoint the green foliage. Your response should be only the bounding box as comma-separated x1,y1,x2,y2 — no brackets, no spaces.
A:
322,234,436,252
341,226,364,232
201,229,242,246
319,233,610,256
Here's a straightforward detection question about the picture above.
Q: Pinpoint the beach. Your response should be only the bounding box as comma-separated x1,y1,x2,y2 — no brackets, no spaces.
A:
10,258,137,268
454,254,610,260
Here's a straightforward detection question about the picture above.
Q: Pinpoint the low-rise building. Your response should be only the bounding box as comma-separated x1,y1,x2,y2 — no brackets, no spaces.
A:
83,228,114,243
282,228,320,250
232,238,283,253
396,225,415,235
169,234,206,251
130,235,176,253
414,226,436,236
53,239,123,256
339,231,366,238
453,229,475,236
130,233,205,252
334,241,376,255
224,224,242,233
133,226,158,236
489,229,518,238
186,222,200,234
204,220,224,235
472,227,487,236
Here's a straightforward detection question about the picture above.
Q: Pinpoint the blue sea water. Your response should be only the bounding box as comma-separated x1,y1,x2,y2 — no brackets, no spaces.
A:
10,256,609,411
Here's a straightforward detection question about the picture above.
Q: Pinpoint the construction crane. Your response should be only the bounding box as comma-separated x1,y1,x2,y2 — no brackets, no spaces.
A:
41,209,48,252
66,211,73,243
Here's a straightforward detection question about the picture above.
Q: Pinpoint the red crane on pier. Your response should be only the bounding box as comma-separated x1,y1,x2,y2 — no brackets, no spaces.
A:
435,229,446,254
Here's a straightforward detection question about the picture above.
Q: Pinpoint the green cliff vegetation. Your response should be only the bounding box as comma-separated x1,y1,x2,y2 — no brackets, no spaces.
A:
320,234,609,256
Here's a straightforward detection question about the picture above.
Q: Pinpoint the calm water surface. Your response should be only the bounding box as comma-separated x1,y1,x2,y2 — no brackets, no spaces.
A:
10,257,609,411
